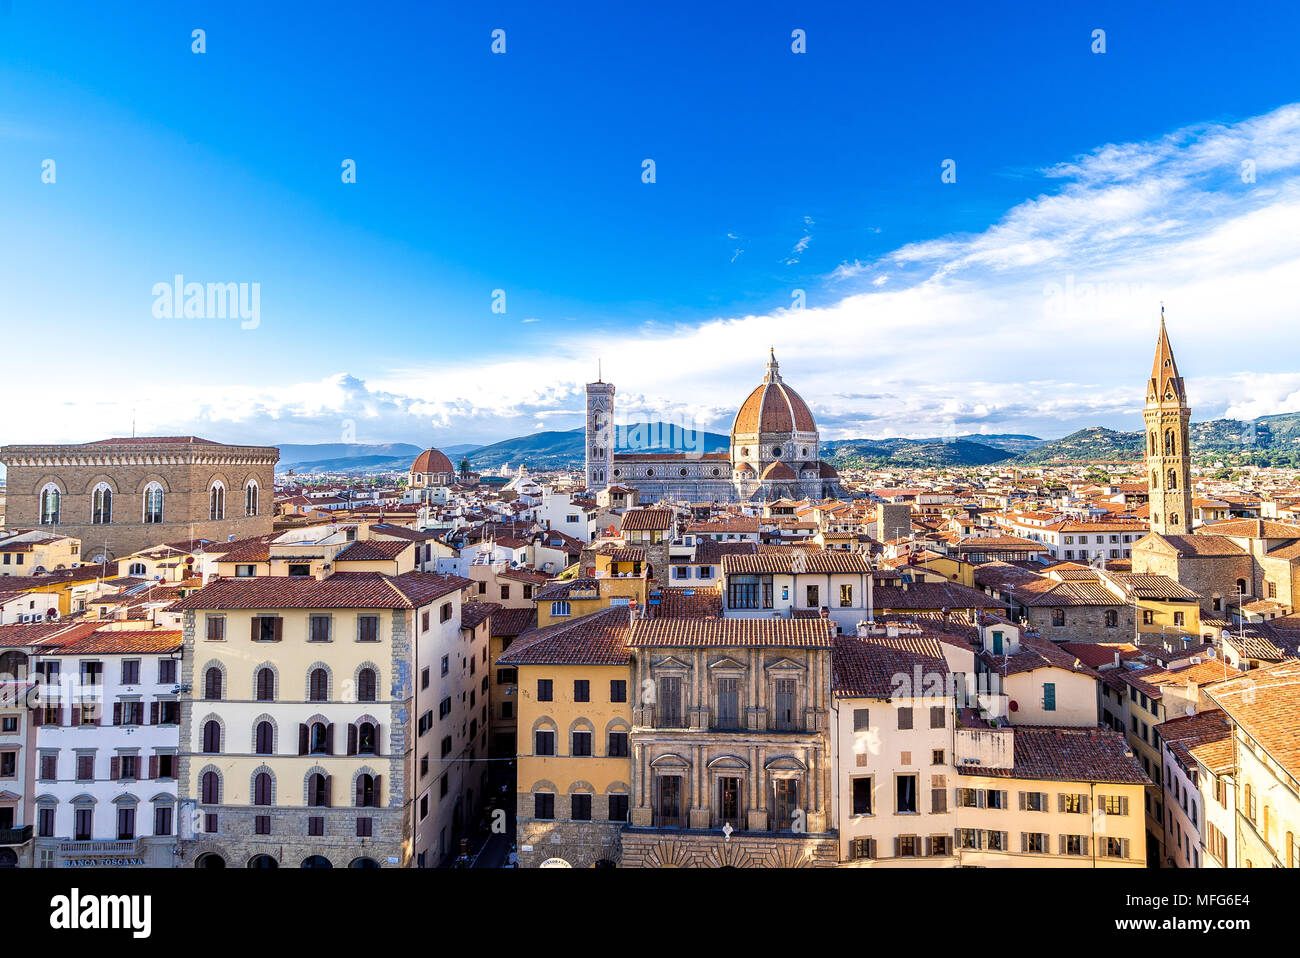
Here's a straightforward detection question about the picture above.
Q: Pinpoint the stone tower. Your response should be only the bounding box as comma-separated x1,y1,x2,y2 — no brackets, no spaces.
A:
1144,312,1194,535
585,375,615,491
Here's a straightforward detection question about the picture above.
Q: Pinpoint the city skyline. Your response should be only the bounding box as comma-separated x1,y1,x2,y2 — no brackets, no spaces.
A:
3,3,1299,450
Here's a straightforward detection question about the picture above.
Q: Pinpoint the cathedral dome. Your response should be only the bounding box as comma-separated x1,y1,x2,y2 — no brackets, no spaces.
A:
411,448,454,475
731,350,817,438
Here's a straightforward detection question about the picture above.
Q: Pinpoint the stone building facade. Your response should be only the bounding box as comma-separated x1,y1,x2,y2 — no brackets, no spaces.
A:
170,571,475,868
1143,316,1194,536
622,617,840,867
0,436,278,561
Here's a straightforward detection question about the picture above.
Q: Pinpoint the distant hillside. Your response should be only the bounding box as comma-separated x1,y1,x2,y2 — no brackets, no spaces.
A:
278,442,424,471
464,423,730,471
826,438,1019,469
1017,412,1300,467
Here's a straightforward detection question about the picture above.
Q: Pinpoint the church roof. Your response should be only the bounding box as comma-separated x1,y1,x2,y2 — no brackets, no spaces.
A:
411,448,454,474
760,461,797,481
732,350,817,436
1149,315,1187,403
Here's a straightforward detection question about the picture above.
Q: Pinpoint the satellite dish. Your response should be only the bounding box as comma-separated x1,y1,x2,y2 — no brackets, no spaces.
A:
1185,704,1196,716
93,554,106,563
1221,629,1231,641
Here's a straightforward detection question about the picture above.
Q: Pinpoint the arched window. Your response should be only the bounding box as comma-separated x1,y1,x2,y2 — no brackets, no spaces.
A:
201,771,220,804
1149,431,1156,455
0,651,27,681
309,721,331,755
91,484,112,524
142,483,164,524
1167,469,1177,490
253,772,272,806
209,483,225,521
307,773,330,807
357,722,378,755
1169,513,1179,527
244,481,259,517
255,721,274,755
255,667,275,702
1150,471,1158,490
309,668,329,702
1164,429,1176,456
1105,610,1118,628
203,667,222,700
357,667,377,703
39,484,60,525
128,562,147,576
355,774,379,808
202,720,221,753
1237,578,1249,596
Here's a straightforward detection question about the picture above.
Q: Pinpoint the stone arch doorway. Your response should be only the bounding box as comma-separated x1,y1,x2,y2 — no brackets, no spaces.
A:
248,854,278,868
349,857,380,868
301,855,333,868
195,853,226,868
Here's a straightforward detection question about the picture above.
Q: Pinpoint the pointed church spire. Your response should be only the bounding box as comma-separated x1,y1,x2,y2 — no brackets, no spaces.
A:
1149,309,1186,403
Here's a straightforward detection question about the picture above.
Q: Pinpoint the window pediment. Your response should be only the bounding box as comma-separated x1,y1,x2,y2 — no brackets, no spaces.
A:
649,753,690,769
764,656,806,673
653,656,692,673
706,754,750,770
707,655,747,673
763,755,807,772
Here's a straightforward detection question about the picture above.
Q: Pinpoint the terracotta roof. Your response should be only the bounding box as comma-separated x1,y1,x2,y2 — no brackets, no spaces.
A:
171,572,471,610
653,587,723,619
873,580,1006,612
1205,661,1300,779
1200,518,1300,540
695,540,759,565
627,616,835,649
686,518,760,534
832,632,949,698
960,726,1150,785
619,509,674,532
335,540,412,562
760,461,798,481
498,606,631,666
1120,659,1242,699
722,550,871,576
1059,642,1142,669
0,621,102,648
460,601,501,631
1141,534,1246,557
44,629,183,655
491,607,538,638
1155,709,1234,776
411,448,455,474
1106,573,1200,601
81,436,222,446
985,634,1096,678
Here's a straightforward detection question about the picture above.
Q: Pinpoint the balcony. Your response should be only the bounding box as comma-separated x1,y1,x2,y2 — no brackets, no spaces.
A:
57,839,138,854
0,825,33,846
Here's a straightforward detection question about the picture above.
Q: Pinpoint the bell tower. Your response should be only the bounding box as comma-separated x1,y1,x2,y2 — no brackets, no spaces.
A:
585,368,615,492
1144,310,1193,535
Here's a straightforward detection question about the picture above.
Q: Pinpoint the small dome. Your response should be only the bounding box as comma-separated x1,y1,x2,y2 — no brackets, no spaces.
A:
818,460,839,478
412,448,454,474
761,461,797,481
735,462,756,475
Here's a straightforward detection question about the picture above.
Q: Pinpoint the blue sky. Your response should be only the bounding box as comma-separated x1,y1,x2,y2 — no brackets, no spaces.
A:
2,0,1299,449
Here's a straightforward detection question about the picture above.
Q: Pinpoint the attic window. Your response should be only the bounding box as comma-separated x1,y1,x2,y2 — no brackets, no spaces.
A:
772,447,782,457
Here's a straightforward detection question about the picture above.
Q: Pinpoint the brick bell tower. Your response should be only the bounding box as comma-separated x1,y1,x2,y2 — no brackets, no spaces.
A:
585,365,615,491
1144,309,1194,535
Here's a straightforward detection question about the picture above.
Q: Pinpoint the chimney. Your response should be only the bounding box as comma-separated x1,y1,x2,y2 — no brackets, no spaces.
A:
315,562,333,581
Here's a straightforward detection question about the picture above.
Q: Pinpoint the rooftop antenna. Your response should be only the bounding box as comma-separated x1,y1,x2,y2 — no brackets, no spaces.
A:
597,358,602,383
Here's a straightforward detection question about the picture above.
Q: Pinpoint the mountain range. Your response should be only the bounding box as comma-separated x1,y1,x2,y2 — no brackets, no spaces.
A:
271,412,1300,475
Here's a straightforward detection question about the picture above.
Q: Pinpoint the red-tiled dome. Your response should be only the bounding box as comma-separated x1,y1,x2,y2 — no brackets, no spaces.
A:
411,448,454,474
818,460,839,478
760,461,797,481
731,351,817,437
